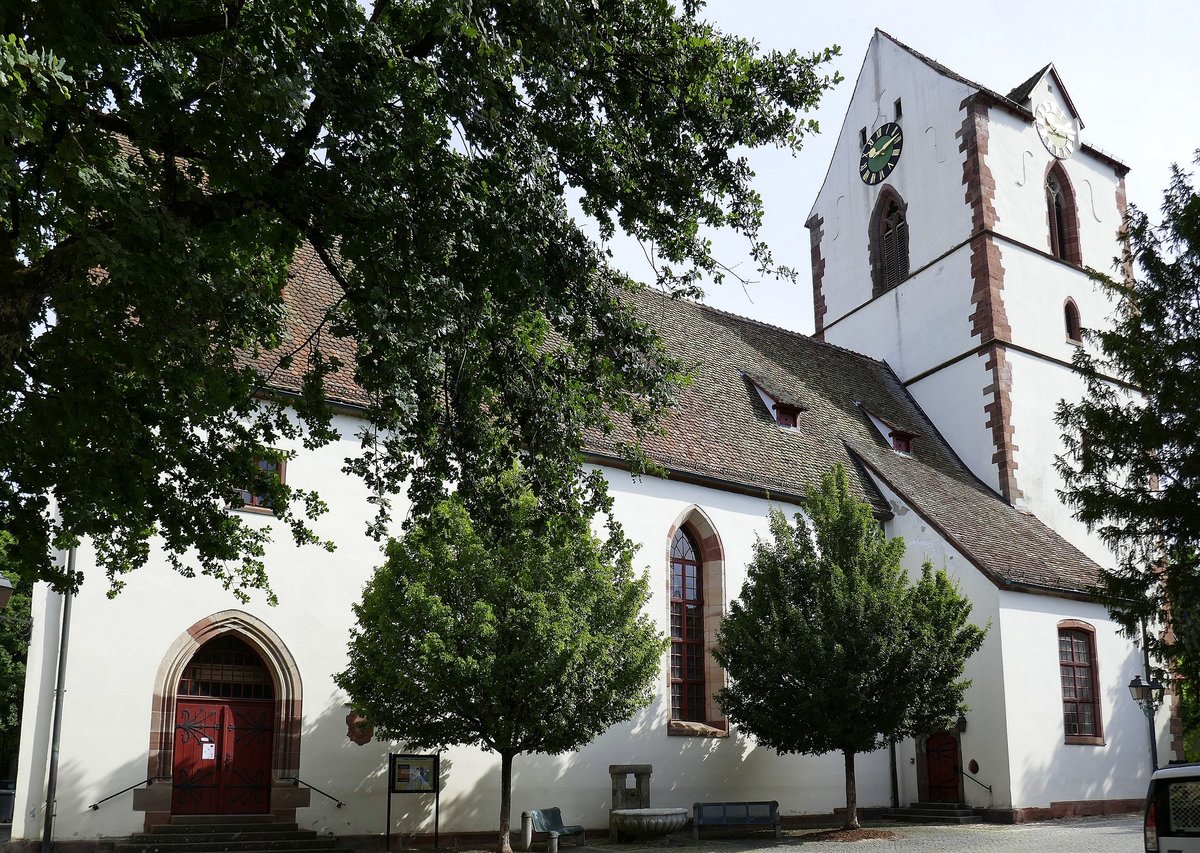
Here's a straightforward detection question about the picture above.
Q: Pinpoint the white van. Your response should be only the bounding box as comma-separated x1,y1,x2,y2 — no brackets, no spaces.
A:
1146,764,1200,852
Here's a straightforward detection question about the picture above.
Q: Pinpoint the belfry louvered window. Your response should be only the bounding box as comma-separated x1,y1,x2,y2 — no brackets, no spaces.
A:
1047,174,1069,261
871,192,910,297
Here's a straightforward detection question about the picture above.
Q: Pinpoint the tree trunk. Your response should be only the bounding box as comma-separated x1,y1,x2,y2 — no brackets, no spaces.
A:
498,751,515,853
842,748,859,830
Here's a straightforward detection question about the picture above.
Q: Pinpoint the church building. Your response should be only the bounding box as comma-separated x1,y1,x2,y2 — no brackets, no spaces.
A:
11,30,1167,850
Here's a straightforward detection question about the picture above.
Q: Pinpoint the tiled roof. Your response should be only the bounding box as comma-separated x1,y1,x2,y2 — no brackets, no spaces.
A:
243,242,368,409
1007,63,1052,105
875,29,1025,113
595,290,1102,595
267,254,1103,595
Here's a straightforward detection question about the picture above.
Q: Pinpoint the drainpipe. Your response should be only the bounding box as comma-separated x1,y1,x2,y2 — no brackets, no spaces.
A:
41,547,75,853
889,741,899,808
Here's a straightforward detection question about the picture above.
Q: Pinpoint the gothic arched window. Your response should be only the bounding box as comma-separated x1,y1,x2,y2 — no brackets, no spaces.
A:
1046,165,1082,266
669,528,705,723
870,189,910,297
1064,298,1082,343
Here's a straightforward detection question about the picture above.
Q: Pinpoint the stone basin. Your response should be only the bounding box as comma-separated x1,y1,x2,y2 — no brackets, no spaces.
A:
609,807,690,840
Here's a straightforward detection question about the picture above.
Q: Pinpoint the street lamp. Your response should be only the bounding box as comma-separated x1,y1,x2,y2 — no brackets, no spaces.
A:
0,576,13,611
1129,674,1165,770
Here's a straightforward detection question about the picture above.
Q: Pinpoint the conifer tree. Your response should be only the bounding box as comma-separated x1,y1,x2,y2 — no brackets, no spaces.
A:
715,465,985,829
1056,155,1200,722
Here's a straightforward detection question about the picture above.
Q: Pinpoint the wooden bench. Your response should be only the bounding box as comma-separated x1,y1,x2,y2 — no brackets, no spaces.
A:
692,801,781,840
520,807,586,853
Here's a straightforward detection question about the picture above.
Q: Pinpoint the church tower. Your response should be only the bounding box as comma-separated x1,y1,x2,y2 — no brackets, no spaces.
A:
807,31,1129,566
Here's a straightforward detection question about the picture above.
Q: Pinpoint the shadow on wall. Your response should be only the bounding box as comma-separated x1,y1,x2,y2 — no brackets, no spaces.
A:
292,684,893,839
1010,643,1161,814
16,749,156,846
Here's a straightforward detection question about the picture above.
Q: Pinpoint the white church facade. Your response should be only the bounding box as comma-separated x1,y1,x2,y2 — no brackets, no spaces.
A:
12,30,1170,850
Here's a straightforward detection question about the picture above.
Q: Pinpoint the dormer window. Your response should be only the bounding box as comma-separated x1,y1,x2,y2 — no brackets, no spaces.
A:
858,404,919,456
774,403,801,428
743,371,806,431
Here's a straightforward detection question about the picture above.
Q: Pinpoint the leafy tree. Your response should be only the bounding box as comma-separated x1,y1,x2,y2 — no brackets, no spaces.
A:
715,465,985,829
0,533,29,775
1,2,839,599
1055,155,1200,711
334,472,665,853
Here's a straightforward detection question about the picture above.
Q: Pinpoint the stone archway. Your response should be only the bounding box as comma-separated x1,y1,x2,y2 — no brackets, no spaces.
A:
136,612,307,827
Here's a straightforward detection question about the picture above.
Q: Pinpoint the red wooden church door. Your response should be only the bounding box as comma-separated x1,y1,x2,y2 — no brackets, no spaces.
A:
924,731,961,802
172,636,275,815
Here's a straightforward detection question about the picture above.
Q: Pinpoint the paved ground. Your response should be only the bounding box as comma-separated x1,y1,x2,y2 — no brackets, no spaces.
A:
587,816,1142,852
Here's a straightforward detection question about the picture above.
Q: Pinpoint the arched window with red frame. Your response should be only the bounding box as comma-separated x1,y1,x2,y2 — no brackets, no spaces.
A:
670,528,705,723
1059,620,1103,744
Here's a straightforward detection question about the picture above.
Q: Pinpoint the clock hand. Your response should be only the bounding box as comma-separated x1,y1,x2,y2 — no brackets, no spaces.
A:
868,134,895,159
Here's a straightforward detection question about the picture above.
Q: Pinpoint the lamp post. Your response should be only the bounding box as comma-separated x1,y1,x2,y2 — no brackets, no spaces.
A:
1129,674,1165,771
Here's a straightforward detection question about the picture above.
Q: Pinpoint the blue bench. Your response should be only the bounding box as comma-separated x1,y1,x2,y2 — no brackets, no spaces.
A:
692,801,781,840
520,807,586,853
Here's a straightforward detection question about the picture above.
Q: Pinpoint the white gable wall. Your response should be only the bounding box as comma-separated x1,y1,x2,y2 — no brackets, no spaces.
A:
810,33,974,327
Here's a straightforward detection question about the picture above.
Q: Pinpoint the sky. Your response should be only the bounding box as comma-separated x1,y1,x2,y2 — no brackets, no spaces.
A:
602,0,1200,335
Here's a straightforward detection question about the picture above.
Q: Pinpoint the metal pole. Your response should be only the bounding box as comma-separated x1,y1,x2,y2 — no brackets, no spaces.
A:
434,754,440,850
386,754,393,853
1141,617,1160,771
42,548,75,853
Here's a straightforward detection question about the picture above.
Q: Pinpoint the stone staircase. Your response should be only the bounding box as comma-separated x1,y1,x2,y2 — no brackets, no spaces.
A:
888,801,985,824
115,817,340,853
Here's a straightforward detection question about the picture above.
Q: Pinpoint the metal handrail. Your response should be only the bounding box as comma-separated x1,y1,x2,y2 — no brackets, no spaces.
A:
282,777,345,808
961,769,992,794
89,776,169,811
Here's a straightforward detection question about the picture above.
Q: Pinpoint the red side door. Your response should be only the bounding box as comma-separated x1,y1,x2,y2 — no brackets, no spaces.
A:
173,701,273,814
925,731,961,802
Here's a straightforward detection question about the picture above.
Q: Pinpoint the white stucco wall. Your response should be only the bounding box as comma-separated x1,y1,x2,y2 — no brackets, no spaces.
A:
986,95,1125,276
998,242,1117,364
810,33,974,325
1004,349,1112,567
13,439,896,844
865,473,1009,809
998,591,1166,807
13,412,396,842
906,356,1000,495
822,247,976,384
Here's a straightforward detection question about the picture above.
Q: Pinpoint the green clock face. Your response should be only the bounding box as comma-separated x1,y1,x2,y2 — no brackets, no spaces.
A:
859,122,904,185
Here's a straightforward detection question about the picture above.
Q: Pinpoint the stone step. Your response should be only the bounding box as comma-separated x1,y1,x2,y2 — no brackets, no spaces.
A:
888,806,984,825
128,831,318,845
906,801,969,810
115,838,336,853
153,824,299,835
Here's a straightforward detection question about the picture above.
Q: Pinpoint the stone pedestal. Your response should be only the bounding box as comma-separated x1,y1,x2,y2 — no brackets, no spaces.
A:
609,764,653,840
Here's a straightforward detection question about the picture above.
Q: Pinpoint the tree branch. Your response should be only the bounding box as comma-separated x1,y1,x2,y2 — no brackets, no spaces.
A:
107,0,248,46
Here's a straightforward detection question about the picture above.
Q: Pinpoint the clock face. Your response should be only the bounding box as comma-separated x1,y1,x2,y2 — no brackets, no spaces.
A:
859,122,904,185
1035,101,1078,159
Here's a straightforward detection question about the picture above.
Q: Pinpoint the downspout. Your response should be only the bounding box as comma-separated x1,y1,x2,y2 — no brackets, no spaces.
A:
41,547,74,853
889,740,899,809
